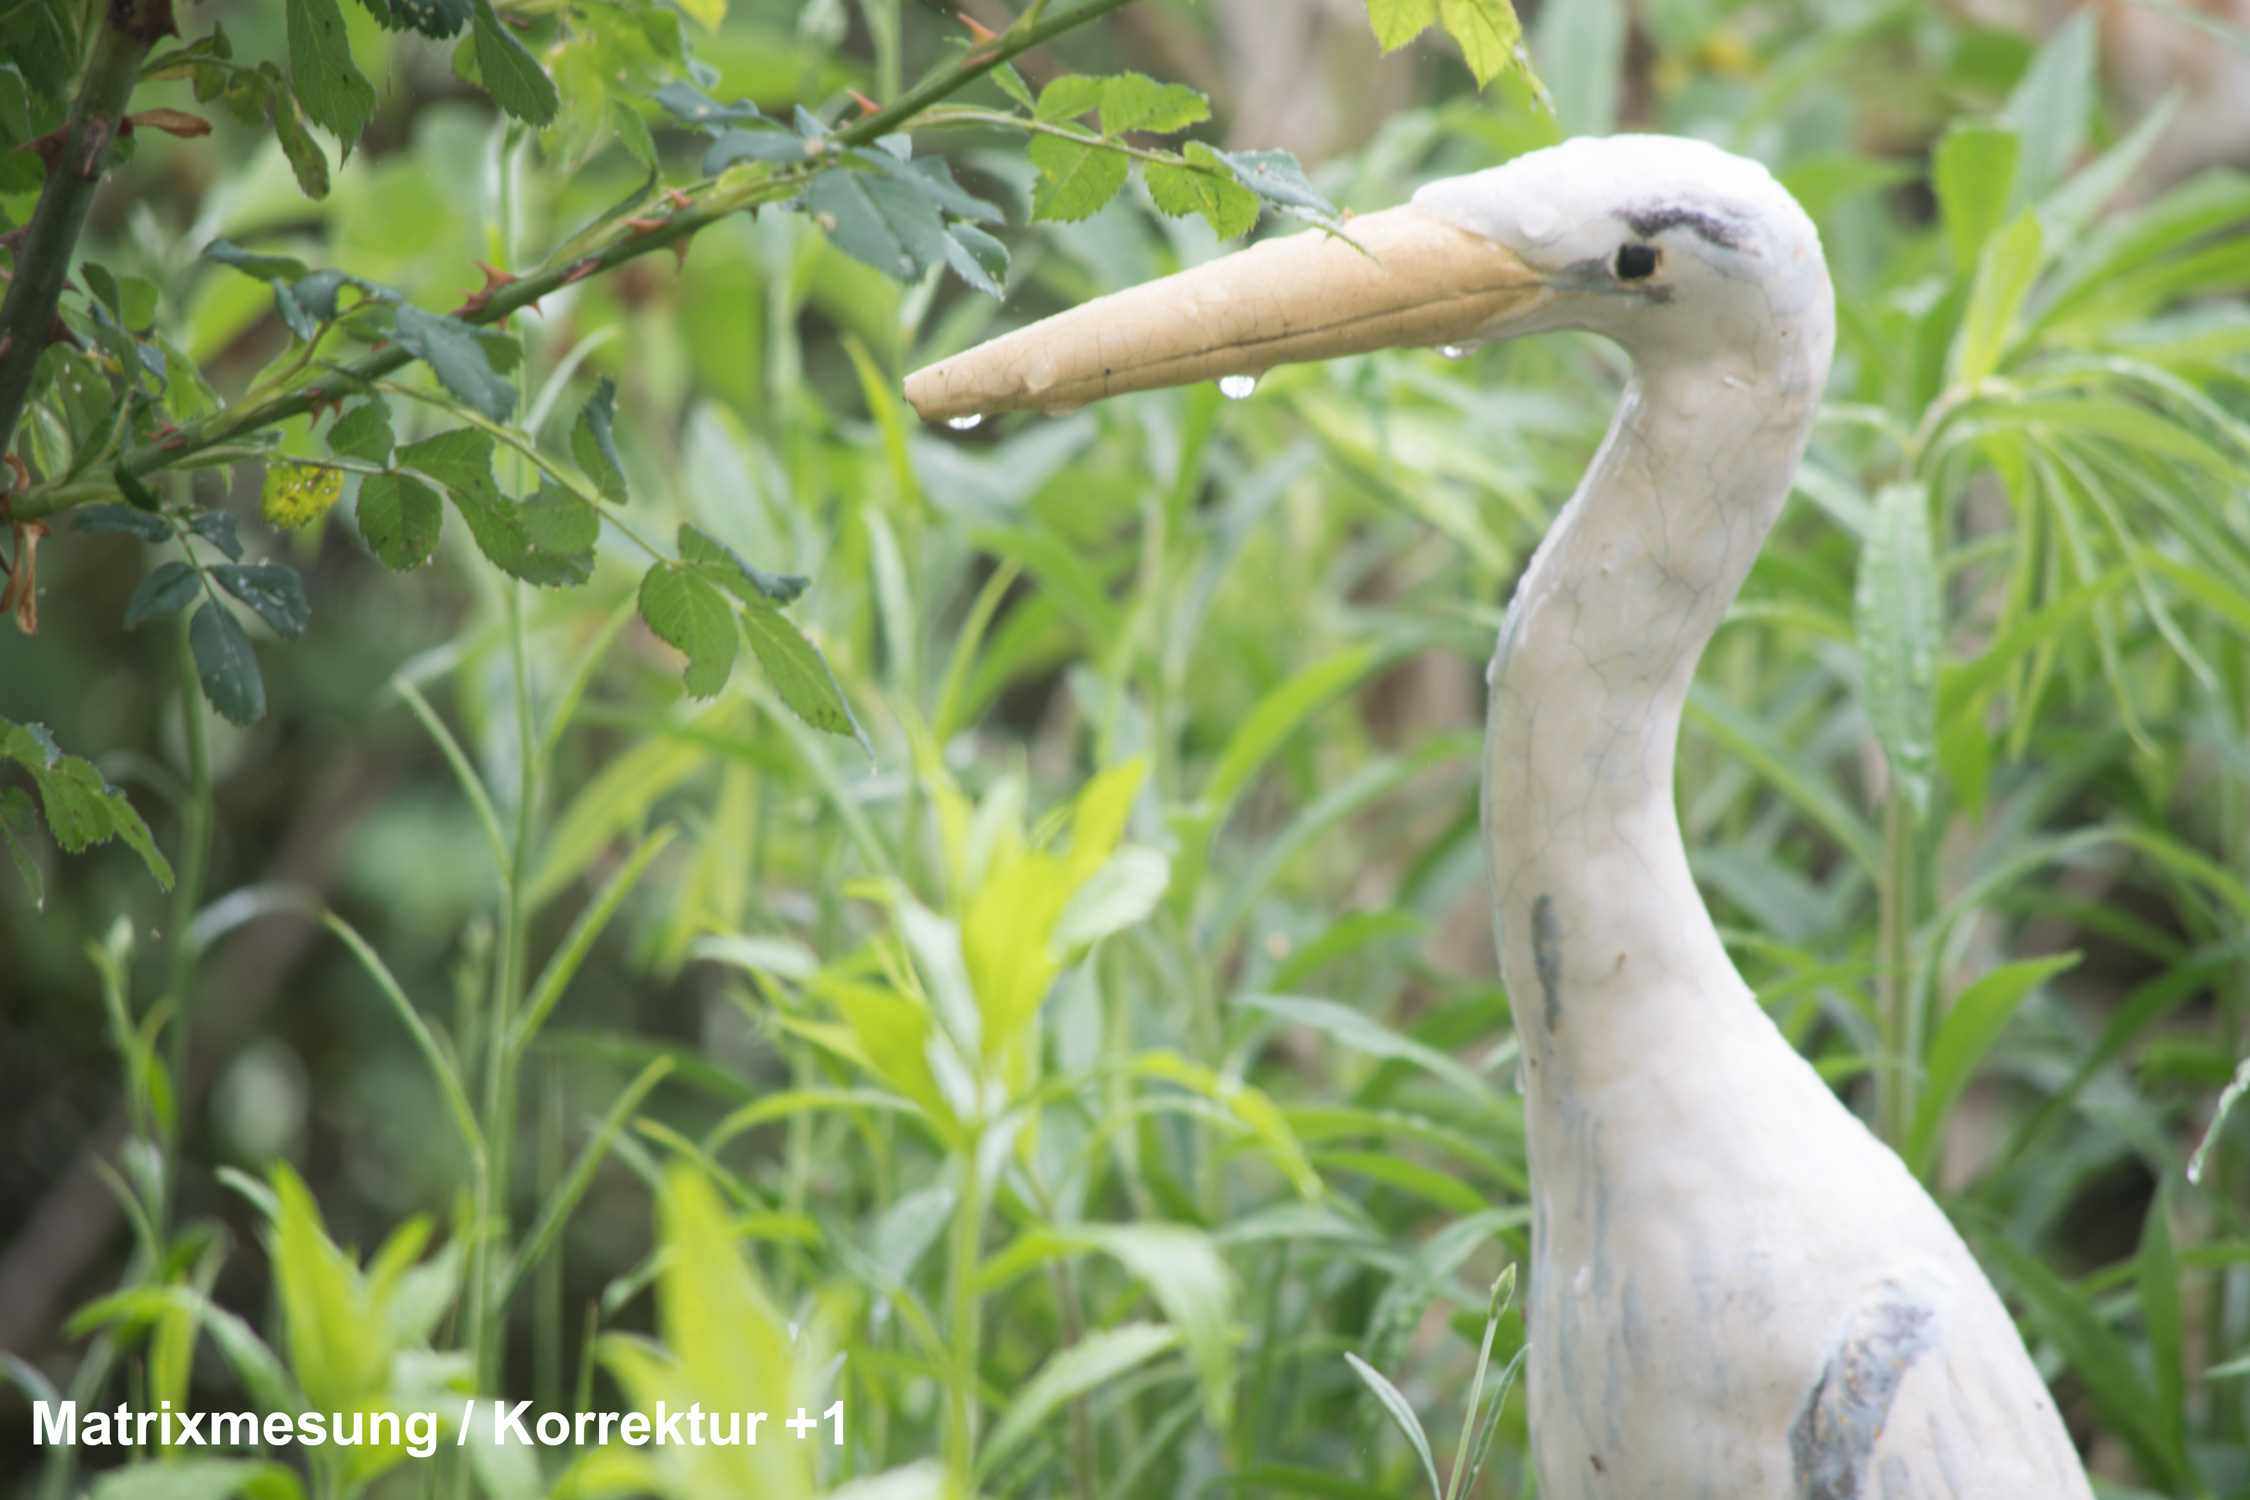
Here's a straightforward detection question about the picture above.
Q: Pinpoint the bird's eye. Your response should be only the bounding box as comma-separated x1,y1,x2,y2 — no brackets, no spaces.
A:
1615,243,1659,281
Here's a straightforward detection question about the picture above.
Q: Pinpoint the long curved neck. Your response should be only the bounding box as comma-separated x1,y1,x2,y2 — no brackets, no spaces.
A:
1485,339,1823,1089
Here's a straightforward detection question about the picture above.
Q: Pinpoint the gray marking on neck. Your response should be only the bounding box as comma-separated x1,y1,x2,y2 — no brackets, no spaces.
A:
1531,893,1563,1030
1790,1289,1938,1500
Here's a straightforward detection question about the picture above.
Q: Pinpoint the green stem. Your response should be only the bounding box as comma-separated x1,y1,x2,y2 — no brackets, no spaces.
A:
160,610,213,1212
945,1140,984,1489
1877,791,1918,1147
0,0,174,461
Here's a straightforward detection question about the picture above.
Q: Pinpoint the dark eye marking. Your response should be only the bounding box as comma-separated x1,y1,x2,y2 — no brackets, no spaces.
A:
1615,243,1658,281
1621,204,1747,251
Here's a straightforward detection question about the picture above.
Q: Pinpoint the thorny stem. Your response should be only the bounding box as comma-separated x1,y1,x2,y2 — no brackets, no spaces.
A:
0,0,175,463
7,0,1144,525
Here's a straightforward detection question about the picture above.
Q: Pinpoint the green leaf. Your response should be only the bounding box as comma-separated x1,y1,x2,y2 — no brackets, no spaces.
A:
398,429,582,585
740,605,864,746
1033,74,1106,124
114,464,163,512
809,158,951,280
203,237,309,283
1904,953,2078,1178
1853,483,1940,819
327,400,393,463
1932,120,2019,268
1530,0,1618,131
1027,132,1129,223
91,1460,304,1500
2138,1187,2185,1457
2001,9,2094,206
1953,208,2041,386
991,61,1033,111
678,523,805,605
355,473,442,570
271,1164,389,1412
571,375,627,503
1344,1352,1442,1499
2,786,41,904
980,1324,1182,1473
0,717,173,888
1438,0,1524,89
1098,73,1207,135
190,601,266,724
1085,1224,1236,1426
391,304,517,421
189,509,243,559
1367,0,1437,51
638,563,737,698
1218,149,1338,221
1147,143,1261,240
523,483,598,557
469,0,557,125
285,0,376,150
212,563,311,639
124,561,202,628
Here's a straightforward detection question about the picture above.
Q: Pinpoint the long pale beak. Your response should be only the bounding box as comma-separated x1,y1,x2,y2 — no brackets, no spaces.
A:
903,206,1547,422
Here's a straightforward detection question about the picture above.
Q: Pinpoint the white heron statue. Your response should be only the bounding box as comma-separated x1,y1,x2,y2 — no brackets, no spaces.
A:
904,134,2095,1499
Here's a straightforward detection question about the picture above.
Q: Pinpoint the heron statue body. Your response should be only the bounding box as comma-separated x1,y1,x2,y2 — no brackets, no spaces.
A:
907,135,2095,1499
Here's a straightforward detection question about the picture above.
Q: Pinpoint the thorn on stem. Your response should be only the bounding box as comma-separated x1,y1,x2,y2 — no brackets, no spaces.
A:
848,89,881,114
960,12,999,41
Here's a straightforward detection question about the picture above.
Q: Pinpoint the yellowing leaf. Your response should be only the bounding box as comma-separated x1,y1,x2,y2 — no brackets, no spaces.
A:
1437,0,1523,87
260,461,343,528
1367,0,1437,52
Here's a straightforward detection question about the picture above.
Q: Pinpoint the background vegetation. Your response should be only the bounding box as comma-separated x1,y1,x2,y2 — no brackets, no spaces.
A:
5,0,2250,1495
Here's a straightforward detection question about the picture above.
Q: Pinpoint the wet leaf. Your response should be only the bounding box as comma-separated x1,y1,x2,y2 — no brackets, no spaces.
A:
212,563,311,638
123,561,202,628
356,473,442,571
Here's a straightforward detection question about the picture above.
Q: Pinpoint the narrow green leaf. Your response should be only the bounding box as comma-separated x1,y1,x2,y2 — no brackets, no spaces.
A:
1204,644,1380,814
469,0,556,124
285,0,375,149
75,503,174,541
980,1324,1182,1473
1954,209,2042,385
1344,1352,1442,1499
2001,10,2094,206
265,72,330,198
1905,953,2078,1178
1085,1224,1236,1427
189,601,266,725
202,237,309,284
1,787,42,905
1932,120,2019,268
1853,482,1940,819
1240,994,1502,1112
2139,1188,2185,1456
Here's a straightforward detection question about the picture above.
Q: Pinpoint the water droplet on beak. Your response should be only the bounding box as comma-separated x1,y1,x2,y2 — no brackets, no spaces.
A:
1439,345,1466,360
947,414,984,430
1218,374,1257,401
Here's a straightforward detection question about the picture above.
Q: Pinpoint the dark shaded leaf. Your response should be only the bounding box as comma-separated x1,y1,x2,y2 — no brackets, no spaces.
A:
810,161,950,279
0,717,172,888
264,69,330,198
1219,149,1337,220
572,376,627,503
358,0,468,40
124,562,203,628
189,602,266,725
202,237,308,284
1,786,40,905
81,262,123,322
327,400,394,463
740,605,863,746
189,511,244,560
895,155,1001,223
285,0,376,149
701,127,804,171
944,223,1008,298
392,304,517,421
356,473,443,571
74,503,172,542
470,0,557,126
212,563,311,639
638,563,737,697
653,80,768,131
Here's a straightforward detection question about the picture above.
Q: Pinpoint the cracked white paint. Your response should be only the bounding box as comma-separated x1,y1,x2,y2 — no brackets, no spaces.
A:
903,133,2096,1500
